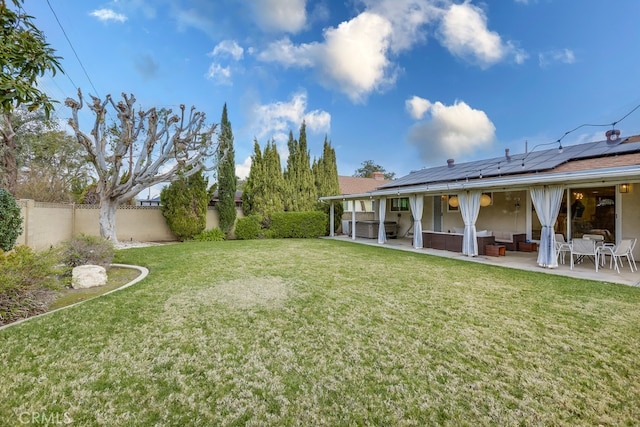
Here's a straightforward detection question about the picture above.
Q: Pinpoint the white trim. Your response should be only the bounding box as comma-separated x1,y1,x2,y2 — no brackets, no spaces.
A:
322,165,640,201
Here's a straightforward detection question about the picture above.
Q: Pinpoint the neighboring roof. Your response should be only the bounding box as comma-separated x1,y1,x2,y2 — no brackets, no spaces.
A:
380,135,640,190
339,175,390,195
211,190,243,201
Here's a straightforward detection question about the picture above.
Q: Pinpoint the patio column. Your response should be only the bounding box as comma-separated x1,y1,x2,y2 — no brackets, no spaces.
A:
530,185,564,268
329,201,335,237
409,195,423,248
458,191,481,256
351,200,356,240
378,198,387,244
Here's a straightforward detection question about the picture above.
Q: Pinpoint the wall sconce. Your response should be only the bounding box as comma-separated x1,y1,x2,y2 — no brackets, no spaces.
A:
620,183,630,193
448,196,459,208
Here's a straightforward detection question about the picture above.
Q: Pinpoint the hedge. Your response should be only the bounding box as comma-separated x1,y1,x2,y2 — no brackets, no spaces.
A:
269,211,327,238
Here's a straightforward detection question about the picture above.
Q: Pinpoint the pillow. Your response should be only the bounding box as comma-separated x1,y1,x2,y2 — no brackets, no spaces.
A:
476,230,492,237
453,227,464,234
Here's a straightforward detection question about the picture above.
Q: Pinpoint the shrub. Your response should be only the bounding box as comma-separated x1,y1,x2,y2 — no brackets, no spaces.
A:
60,234,114,269
234,215,264,240
269,211,328,238
0,189,23,252
160,171,209,241
0,246,63,325
194,228,226,241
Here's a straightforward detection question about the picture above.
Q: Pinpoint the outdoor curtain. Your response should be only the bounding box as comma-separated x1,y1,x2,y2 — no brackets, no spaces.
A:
458,191,481,256
378,198,387,244
530,185,564,268
409,195,423,249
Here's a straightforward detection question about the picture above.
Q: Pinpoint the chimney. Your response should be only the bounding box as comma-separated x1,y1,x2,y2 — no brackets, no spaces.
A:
606,129,621,143
447,159,455,167
505,148,511,161
372,171,384,180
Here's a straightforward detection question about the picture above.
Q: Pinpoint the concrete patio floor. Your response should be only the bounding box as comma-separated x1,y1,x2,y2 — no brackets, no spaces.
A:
327,235,640,287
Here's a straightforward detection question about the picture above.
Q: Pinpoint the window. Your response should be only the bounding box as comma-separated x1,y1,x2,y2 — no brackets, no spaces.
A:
390,197,409,211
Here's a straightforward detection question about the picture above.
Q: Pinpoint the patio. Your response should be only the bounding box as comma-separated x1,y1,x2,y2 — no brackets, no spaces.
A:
327,235,640,287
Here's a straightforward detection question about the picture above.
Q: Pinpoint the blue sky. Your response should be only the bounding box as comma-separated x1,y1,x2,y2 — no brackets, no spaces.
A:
28,0,640,183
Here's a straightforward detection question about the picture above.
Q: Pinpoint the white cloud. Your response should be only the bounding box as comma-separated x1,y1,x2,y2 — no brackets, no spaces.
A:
250,0,307,33
257,1,525,102
405,95,432,120
361,0,440,53
317,12,395,103
250,91,331,144
258,12,396,103
236,156,252,180
174,8,215,37
257,38,316,67
205,63,232,84
407,99,496,163
206,41,244,84
538,48,575,68
90,9,127,23
211,40,244,60
438,2,526,68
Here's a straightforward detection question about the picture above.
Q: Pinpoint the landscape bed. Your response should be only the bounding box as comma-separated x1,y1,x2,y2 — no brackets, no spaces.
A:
1,239,639,425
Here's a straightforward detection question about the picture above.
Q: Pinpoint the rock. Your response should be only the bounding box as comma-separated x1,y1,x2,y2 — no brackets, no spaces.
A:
72,265,107,289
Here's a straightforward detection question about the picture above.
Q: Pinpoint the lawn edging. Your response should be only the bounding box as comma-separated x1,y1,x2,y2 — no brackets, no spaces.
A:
0,263,149,331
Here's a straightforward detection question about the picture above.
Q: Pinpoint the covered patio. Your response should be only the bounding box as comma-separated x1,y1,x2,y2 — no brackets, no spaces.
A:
325,235,640,287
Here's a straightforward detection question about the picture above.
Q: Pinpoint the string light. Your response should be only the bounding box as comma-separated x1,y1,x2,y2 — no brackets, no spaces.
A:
518,102,640,168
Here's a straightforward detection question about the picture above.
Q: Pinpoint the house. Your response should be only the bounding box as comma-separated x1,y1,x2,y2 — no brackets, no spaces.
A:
138,196,161,206
138,190,244,208
338,171,390,213
209,190,243,208
322,132,640,268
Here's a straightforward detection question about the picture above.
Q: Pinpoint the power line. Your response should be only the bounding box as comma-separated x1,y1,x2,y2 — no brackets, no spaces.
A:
45,0,101,98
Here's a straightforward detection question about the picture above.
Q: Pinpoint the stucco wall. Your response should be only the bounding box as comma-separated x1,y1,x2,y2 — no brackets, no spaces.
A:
621,188,640,243
17,200,74,250
17,201,243,251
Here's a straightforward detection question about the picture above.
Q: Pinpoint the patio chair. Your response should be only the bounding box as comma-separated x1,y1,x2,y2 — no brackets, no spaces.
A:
555,233,571,264
570,238,599,272
599,238,637,273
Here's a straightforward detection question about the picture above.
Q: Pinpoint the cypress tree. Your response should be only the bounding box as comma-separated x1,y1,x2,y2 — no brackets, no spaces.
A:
242,139,285,220
284,122,316,212
242,139,263,216
262,140,285,218
313,137,343,233
217,103,237,237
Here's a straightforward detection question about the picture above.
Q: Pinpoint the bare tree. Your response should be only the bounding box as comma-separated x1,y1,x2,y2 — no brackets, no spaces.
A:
65,89,218,242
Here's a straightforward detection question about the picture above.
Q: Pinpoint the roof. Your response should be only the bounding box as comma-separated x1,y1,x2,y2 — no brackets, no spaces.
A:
379,135,640,190
339,175,390,195
211,190,243,201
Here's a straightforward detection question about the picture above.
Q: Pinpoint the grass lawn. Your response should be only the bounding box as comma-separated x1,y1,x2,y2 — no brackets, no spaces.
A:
48,267,141,311
1,239,639,425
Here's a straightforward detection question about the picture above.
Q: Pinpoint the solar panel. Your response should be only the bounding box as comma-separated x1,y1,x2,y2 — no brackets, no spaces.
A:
379,137,640,189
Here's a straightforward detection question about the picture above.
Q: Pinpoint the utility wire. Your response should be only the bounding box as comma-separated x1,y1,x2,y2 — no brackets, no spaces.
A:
45,0,101,98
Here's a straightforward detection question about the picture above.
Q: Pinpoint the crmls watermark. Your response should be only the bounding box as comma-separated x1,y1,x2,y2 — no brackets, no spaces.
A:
16,411,73,425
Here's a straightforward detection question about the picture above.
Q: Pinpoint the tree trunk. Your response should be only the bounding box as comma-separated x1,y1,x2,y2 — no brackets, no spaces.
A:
0,113,17,195
99,196,119,242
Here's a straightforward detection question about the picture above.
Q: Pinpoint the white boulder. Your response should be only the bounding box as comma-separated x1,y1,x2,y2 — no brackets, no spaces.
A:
72,265,107,289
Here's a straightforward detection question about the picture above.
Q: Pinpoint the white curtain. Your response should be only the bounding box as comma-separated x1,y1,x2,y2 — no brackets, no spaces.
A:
530,185,564,268
458,191,481,256
378,198,387,244
409,195,423,248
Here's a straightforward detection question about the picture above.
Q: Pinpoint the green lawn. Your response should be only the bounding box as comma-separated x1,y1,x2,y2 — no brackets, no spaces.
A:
1,239,639,426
